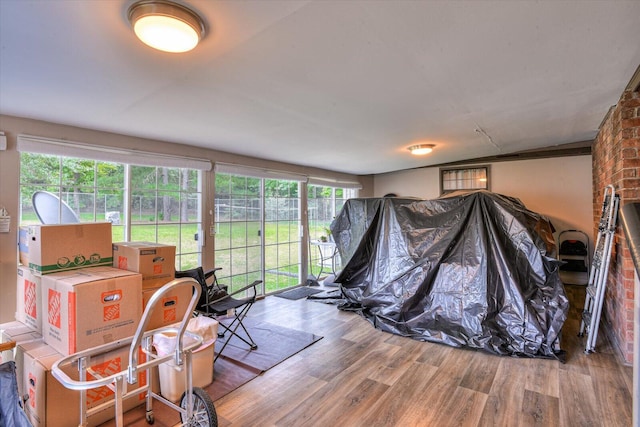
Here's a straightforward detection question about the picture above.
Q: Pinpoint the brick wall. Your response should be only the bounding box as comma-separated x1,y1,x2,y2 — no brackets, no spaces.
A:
592,89,640,364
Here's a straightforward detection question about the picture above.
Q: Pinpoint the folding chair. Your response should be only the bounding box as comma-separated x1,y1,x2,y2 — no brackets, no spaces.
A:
175,267,261,362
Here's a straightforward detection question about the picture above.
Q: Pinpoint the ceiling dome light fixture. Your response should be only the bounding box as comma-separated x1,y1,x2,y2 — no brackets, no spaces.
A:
128,0,206,53
408,144,435,155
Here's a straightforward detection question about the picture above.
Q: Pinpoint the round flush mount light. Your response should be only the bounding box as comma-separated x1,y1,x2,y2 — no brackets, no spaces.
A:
408,144,435,155
128,0,206,53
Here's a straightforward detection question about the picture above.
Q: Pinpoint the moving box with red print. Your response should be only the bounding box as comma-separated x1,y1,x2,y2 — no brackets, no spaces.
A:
41,266,142,356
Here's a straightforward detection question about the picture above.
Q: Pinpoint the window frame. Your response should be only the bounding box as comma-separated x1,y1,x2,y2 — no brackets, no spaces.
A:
19,152,205,271
439,165,491,195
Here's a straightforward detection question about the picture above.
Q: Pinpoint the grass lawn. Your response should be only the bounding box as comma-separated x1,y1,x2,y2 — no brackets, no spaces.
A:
21,211,334,295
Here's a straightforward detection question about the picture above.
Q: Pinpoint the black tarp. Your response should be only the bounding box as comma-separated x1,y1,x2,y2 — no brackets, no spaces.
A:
332,190,568,359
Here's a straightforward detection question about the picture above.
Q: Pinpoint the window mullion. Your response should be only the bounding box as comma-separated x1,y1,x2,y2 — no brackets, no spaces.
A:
124,164,132,241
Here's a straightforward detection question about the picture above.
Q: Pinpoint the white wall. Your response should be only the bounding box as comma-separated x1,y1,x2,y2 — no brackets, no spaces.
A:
374,155,594,247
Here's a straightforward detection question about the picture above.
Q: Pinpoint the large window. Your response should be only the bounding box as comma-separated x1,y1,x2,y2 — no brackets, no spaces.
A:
19,152,204,270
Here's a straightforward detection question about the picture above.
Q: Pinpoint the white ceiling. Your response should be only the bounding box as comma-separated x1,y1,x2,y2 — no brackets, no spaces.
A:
1,1,639,175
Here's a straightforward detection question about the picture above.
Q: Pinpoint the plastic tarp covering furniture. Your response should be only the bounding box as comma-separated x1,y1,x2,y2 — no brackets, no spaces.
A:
332,190,568,359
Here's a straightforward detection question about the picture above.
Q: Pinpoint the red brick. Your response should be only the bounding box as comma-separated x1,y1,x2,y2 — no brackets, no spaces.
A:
622,268,638,280
622,117,640,128
622,138,640,149
622,91,640,102
622,109,635,120
621,96,640,107
622,168,637,178
621,178,640,189
622,128,634,139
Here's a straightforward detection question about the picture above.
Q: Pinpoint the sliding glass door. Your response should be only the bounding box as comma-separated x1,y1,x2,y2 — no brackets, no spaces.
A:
307,184,358,277
263,179,301,293
214,173,302,295
214,174,264,293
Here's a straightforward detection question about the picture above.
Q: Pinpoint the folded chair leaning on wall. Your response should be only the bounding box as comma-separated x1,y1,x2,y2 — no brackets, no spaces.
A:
175,267,261,362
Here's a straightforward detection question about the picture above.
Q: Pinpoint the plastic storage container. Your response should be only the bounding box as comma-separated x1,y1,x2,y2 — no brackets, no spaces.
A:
154,316,218,402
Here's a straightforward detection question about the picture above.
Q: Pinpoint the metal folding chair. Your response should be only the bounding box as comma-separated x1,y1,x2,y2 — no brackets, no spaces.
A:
175,267,261,361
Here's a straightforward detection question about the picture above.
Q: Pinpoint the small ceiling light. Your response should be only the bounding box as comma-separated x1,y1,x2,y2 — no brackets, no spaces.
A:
128,0,206,53
408,144,435,155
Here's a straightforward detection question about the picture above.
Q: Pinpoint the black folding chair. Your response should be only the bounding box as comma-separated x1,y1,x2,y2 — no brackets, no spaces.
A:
175,267,261,362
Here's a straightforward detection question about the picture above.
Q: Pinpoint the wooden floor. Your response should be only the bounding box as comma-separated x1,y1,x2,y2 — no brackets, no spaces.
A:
211,284,632,427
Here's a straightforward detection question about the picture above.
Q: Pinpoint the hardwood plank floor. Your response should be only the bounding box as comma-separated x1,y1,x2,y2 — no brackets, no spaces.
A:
210,284,632,426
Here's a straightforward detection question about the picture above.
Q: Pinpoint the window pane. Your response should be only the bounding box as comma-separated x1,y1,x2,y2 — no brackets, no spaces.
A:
131,224,157,242
180,224,199,254
158,167,180,191
215,222,231,250
231,176,247,195
230,247,247,275
157,224,180,246
131,166,157,190
21,153,60,185
132,192,158,223
61,158,95,187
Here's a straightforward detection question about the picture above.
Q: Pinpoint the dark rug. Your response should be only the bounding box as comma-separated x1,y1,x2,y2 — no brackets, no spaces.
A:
273,286,324,300
99,319,322,426
211,318,322,383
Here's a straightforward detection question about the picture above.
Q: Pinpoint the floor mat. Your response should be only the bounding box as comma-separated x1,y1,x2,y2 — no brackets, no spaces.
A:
273,286,324,300
214,318,322,372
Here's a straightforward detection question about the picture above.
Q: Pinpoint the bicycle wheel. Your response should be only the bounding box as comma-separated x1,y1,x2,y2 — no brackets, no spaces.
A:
179,387,218,427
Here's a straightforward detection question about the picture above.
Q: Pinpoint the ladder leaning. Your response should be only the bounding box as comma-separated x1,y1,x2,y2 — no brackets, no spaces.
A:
578,184,619,354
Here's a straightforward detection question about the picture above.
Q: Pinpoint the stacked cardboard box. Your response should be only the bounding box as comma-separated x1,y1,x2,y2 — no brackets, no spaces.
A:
112,242,190,331
11,224,201,425
21,340,147,427
19,223,113,274
0,321,43,397
16,266,43,333
10,222,154,425
41,266,142,356
112,241,175,289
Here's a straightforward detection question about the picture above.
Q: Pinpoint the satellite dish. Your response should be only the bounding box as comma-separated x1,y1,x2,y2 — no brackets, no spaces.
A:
32,191,80,224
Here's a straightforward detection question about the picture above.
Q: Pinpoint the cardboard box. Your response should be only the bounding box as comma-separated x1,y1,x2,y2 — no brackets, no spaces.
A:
42,266,142,355
1,321,42,398
1,320,42,363
142,284,193,331
15,340,54,400
17,266,43,333
22,222,113,274
23,343,146,427
19,225,29,266
112,241,176,289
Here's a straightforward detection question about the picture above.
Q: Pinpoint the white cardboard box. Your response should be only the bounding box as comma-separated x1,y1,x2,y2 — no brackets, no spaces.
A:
42,266,142,355
1,320,41,363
